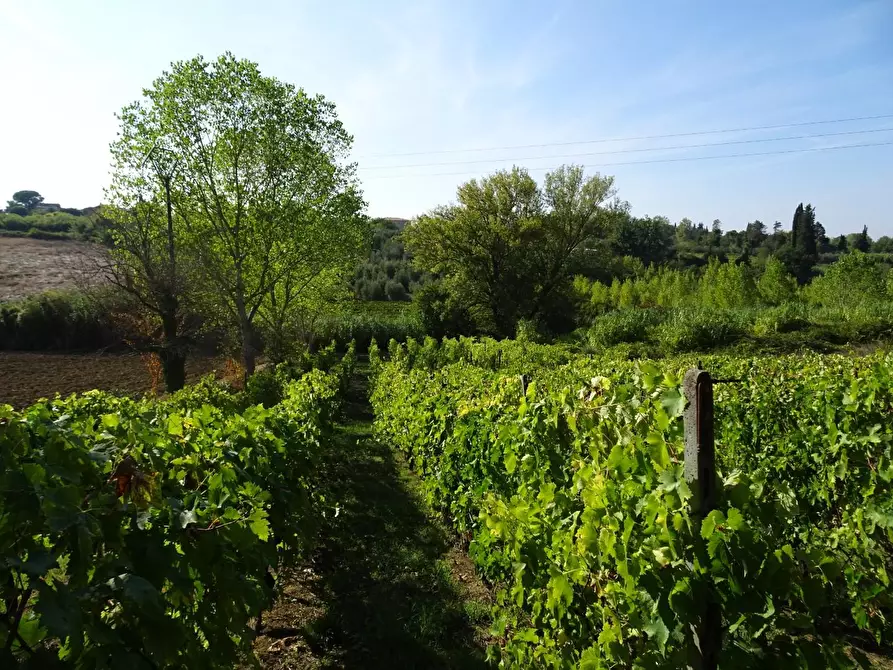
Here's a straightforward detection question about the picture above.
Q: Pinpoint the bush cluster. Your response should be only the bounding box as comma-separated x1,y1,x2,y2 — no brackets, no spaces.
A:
0,291,117,350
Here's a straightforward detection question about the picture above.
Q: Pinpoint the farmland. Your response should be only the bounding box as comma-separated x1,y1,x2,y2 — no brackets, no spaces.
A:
0,237,104,302
3,335,893,667
3,44,893,669
370,338,893,668
0,352,223,408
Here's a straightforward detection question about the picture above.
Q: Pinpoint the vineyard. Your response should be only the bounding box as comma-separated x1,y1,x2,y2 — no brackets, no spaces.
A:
5,12,893,668
0,346,355,668
371,337,893,668
3,335,893,667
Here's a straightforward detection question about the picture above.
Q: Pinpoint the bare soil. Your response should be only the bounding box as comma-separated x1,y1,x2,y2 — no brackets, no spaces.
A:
0,352,223,408
0,237,105,301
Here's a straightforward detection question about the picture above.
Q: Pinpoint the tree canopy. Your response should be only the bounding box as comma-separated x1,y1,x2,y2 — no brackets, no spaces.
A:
112,53,366,373
405,165,622,336
5,190,44,215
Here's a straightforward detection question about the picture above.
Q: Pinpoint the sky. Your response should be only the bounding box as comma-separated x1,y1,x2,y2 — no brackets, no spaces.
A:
1,0,892,236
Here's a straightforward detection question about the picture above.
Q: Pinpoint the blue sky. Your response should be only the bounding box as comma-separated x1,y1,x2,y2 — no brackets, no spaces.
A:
1,0,891,235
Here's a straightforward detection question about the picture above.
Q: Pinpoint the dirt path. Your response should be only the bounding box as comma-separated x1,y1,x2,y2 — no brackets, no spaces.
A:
252,366,492,669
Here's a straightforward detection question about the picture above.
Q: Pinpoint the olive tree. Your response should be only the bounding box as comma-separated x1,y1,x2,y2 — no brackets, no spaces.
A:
115,53,364,374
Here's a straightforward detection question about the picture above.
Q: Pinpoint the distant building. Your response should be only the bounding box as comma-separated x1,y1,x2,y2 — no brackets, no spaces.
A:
34,203,61,213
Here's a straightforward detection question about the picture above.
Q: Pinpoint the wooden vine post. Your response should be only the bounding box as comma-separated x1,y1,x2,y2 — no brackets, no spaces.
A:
683,367,720,670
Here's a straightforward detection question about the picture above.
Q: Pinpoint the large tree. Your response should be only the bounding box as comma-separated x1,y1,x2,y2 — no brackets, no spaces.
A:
258,199,368,361
6,190,43,214
611,214,674,266
405,165,621,336
791,203,818,259
115,53,365,374
785,202,819,283
745,220,767,249
853,225,871,252
98,134,202,392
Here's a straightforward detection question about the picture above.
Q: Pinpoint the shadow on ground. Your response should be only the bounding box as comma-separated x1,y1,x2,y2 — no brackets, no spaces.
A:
253,367,491,669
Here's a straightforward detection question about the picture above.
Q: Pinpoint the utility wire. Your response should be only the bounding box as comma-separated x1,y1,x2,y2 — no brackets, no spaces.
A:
356,113,893,158
361,140,893,180
358,126,893,170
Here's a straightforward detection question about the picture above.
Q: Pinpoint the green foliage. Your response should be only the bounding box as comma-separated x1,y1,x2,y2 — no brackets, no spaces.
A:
0,212,106,242
311,301,424,351
651,309,747,352
751,302,811,336
588,309,666,347
414,281,475,339
0,291,117,351
112,52,365,375
405,164,621,336
351,218,429,300
757,256,798,305
244,369,283,407
371,348,893,667
373,336,574,378
0,364,344,667
610,214,676,265
574,251,893,352
874,236,893,254
699,258,756,309
806,251,888,311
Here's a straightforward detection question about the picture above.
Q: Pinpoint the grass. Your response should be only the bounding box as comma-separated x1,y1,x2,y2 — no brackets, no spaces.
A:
252,364,491,669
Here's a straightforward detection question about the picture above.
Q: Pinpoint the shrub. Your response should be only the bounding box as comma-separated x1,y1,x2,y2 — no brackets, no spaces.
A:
26,228,69,240
514,318,542,343
0,214,29,231
699,258,757,309
244,369,283,407
588,309,665,347
385,279,408,301
757,256,798,305
652,309,747,352
0,290,117,350
806,251,887,311
751,302,811,336
415,282,474,340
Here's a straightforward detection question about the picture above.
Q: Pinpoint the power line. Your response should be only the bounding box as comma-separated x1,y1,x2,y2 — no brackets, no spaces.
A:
358,126,893,171
356,113,893,159
362,140,893,180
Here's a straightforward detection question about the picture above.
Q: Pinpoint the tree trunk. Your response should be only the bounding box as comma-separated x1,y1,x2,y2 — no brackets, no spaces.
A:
159,348,186,393
240,316,256,378
234,279,256,379
159,299,186,392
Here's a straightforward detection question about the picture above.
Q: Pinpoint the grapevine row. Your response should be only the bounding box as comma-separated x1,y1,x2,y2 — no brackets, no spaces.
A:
0,344,356,668
371,342,893,668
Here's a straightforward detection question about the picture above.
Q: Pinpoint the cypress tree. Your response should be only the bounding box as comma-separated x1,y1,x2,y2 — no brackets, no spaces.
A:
855,225,870,252
791,203,804,248
787,202,818,284
799,204,818,258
